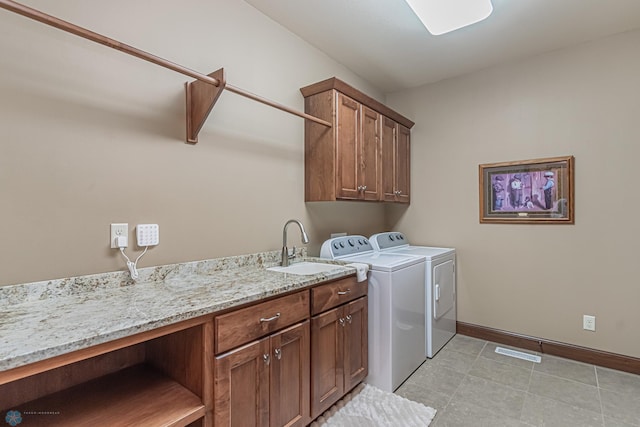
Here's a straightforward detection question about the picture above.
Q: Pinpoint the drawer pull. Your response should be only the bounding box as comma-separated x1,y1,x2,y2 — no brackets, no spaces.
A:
260,312,281,322
337,289,351,295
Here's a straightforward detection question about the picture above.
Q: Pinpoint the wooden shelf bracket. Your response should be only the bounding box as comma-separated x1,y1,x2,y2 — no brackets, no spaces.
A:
0,0,331,145
186,68,226,144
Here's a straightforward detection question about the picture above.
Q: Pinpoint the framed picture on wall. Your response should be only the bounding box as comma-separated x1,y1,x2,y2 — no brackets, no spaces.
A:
479,156,574,224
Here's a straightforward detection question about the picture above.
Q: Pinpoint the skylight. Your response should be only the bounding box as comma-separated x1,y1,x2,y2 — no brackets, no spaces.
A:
404,0,494,35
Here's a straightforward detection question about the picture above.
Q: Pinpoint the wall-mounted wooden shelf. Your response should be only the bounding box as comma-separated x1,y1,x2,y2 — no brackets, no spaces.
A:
0,0,331,144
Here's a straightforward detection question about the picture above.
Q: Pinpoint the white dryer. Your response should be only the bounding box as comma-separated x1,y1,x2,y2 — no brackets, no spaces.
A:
320,235,425,392
370,232,456,358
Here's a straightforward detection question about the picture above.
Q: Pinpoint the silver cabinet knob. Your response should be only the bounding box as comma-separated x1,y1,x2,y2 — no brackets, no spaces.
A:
263,353,270,365
338,318,345,327
274,348,282,360
346,314,352,324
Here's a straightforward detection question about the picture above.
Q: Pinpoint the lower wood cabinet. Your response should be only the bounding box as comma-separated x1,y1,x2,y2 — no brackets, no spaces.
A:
0,277,367,427
214,321,310,427
310,297,368,419
0,321,211,427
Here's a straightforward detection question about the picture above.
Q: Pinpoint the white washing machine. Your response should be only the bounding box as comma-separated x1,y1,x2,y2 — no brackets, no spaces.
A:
370,232,456,358
320,235,426,392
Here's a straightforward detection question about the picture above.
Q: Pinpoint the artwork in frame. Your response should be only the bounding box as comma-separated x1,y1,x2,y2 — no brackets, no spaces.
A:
479,156,574,224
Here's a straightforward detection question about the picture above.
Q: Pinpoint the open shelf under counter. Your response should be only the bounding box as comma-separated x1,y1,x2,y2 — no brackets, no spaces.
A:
4,364,206,427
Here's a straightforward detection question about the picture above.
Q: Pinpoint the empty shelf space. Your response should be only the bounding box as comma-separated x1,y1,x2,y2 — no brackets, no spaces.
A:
4,364,205,427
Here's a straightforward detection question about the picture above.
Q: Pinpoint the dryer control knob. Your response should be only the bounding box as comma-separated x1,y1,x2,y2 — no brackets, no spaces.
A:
339,241,345,248
389,235,395,241
333,242,340,250
348,239,355,247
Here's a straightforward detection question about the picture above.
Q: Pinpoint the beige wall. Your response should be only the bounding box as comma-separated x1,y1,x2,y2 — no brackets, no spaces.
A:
4,1,639,360
0,0,386,286
386,29,640,358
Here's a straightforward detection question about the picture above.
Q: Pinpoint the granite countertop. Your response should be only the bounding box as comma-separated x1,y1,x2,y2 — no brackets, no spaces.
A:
0,251,357,373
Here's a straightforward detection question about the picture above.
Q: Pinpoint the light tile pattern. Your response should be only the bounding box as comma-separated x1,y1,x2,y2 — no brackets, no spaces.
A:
395,335,640,427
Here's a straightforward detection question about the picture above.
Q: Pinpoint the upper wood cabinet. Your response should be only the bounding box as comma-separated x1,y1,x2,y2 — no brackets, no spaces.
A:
381,117,411,203
301,77,414,203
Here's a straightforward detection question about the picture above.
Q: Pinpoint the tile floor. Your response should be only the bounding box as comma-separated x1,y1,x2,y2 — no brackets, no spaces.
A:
394,335,640,427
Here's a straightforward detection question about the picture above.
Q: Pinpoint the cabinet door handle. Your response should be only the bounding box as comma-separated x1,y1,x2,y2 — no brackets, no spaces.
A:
260,312,281,323
274,348,282,360
263,354,270,365
346,314,352,324
395,190,402,196
362,185,367,191
339,318,346,327
337,289,351,295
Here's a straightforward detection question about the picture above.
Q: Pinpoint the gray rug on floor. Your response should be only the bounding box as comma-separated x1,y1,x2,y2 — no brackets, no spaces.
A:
313,383,437,427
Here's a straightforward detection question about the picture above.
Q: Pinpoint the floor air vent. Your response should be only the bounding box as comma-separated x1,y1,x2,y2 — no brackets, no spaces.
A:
495,346,541,363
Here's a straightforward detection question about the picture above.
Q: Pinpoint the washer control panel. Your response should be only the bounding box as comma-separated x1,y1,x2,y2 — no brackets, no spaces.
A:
320,235,373,259
370,232,409,250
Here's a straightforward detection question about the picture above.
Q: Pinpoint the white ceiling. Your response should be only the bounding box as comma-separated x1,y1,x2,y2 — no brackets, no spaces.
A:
244,0,640,92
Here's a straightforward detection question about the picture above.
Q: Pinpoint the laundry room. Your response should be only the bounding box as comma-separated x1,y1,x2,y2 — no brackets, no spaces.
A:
1,1,640,426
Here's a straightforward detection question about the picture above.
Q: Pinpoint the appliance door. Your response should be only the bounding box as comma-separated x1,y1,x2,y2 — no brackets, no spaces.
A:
433,260,455,319
429,259,456,358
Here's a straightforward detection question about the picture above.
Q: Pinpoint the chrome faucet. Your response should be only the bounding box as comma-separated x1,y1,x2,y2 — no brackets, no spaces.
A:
281,219,309,267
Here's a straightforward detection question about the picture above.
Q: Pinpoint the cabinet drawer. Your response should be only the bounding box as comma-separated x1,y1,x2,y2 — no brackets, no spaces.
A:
215,291,309,354
311,276,367,315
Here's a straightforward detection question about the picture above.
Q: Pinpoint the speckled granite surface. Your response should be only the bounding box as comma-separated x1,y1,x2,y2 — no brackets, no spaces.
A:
0,250,356,372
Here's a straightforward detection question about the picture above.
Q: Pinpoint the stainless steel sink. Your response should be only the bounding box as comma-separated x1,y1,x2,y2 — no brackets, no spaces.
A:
267,262,347,276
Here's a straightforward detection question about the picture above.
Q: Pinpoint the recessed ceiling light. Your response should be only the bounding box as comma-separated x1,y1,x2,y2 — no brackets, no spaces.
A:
404,0,494,35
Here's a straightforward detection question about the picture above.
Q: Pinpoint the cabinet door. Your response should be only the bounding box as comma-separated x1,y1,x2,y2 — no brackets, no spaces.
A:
360,106,381,201
335,93,361,200
270,322,310,427
395,125,411,203
381,118,410,203
381,117,397,202
343,297,368,390
310,307,344,419
215,338,270,427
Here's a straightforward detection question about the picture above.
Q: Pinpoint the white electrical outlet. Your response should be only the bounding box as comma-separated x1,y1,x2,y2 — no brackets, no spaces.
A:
583,315,596,331
110,223,128,248
137,224,159,246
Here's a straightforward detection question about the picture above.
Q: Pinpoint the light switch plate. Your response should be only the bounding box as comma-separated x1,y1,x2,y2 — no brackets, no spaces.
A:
137,224,159,246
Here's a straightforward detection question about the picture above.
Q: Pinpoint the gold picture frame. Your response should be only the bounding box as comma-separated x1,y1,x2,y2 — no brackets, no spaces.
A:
479,156,574,224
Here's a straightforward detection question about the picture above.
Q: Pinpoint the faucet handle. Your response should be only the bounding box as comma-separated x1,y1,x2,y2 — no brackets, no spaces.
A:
288,246,297,259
